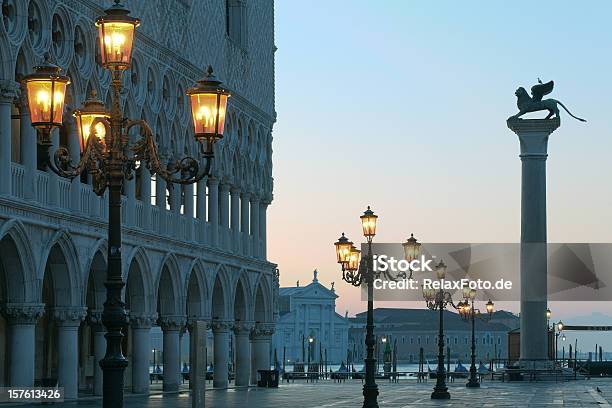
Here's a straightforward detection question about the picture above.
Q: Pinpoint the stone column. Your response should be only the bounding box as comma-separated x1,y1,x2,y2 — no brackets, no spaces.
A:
230,187,241,253
125,171,136,224
47,128,60,207
131,313,156,394
140,165,152,226
233,321,253,387
53,307,87,399
169,183,181,213
19,92,37,201
507,117,560,364
260,200,270,259
219,183,230,249
0,80,18,196
212,320,232,388
184,184,194,217
208,178,219,247
155,163,167,209
240,191,250,256
196,177,207,242
250,196,260,258
250,323,275,385
2,303,45,387
159,315,185,392
88,311,106,396
65,109,81,213
196,178,207,217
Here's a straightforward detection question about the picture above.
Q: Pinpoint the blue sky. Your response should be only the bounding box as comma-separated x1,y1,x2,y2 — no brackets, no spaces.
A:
269,0,612,342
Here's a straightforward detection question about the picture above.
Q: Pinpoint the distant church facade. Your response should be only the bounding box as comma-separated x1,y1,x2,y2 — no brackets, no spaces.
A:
272,271,349,365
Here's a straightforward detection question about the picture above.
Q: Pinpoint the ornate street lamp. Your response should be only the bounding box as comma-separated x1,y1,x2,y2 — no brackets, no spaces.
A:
333,206,381,408
459,289,494,388
73,90,110,151
22,2,228,407
21,55,70,145
401,233,421,279
423,259,459,399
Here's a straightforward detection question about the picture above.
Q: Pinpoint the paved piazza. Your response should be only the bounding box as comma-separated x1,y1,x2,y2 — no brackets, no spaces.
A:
19,379,610,407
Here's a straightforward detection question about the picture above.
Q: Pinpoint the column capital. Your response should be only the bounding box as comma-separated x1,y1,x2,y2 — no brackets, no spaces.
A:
186,317,210,332
241,191,251,200
52,306,87,327
211,319,234,333
207,177,219,187
130,312,158,329
87,309,104,329
233,320,254,335
250,195,260,204
250,322,275,340
158,315,186,332
219,182,230,193
2,303,45,324
230,186,241,196
0,79,19,104
507,118,560,158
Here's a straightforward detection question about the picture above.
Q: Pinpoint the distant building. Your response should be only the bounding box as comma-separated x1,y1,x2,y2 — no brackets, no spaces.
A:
272,271,349,365
348,308,518,364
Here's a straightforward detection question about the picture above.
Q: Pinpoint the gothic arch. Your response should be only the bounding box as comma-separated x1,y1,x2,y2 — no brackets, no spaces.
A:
39,230,82,306
124,247,155,315
210,264,231,320
185,260,207,321
155,253,185,317
233,270,252,322
84,250,106,311
0,219,37,302
253,273,272,323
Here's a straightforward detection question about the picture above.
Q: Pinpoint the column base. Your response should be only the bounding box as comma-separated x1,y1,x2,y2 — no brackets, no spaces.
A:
431,386,450,399
466,379,480,388
362,382,379,408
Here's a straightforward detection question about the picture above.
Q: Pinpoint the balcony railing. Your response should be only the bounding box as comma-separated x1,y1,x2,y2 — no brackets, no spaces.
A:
4,163,265,257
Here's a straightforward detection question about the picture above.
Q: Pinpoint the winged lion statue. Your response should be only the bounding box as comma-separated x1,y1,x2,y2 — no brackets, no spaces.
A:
509,79,586,122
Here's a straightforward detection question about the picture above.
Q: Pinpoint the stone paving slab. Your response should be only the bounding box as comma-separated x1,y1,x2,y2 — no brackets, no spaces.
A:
12,379,612,407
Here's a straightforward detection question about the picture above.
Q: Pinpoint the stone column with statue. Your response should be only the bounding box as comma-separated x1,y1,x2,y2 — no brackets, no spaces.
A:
507,79,585,365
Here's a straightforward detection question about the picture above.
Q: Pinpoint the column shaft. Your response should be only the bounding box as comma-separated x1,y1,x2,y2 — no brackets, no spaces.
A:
219,184,230,249
250,197,260,258
230,188,240,253
162,329,180,391
57,325,80,399
0,81,17,195
212,323,231,388
140,165,151,226
19,99,37,200
233,323,252,387
240,193,250,256
208,179,219,246
260,202,269,259
508,118,559,364
132,327,151,393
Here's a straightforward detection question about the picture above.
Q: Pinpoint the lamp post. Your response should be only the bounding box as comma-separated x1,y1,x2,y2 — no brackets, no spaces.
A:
458,289,494,388
21,2,229,407
308,335,314,367
555,321,564,362
422,260,461,400
334,207,407,408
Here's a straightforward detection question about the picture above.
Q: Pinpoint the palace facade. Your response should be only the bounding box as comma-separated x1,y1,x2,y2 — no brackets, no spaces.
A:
0,0,276,399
